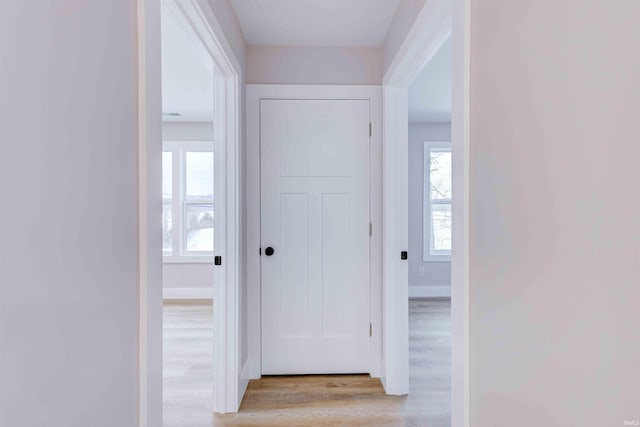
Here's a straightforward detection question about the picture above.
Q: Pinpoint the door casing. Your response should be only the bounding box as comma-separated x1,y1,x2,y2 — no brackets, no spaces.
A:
246,85,383,382
381,0,470,424
137,0,244,419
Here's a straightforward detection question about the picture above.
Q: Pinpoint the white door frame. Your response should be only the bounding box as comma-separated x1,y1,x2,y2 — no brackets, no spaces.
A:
246,85,383,381
137,0,243,421
382,0,470,426
137,0,163,425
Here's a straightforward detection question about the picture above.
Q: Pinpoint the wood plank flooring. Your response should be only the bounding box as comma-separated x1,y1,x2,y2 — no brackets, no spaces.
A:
163,298,451,427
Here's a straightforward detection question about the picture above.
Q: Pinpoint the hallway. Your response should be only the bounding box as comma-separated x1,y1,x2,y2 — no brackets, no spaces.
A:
163,298,451,427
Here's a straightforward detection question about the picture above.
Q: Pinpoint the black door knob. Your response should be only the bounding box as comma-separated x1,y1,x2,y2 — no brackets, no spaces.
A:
265,246,275,256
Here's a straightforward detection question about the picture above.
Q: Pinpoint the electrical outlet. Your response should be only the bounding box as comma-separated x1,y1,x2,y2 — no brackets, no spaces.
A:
418,266,425,277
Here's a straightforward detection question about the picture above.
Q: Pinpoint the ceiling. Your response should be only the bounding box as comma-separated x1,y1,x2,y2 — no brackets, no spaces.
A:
230,0,401,47
161,7,213,122
161,1,450,122
408,37,452,123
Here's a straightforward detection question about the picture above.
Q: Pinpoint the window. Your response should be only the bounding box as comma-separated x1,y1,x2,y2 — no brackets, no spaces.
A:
162,152,173,253
423,142,452,260
163,142,214,262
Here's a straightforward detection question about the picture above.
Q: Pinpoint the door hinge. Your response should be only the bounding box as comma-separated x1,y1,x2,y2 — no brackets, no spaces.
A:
259,247,261,256
214,256,222,266
369,122,372,137
369,222,373,237
369,323,372,337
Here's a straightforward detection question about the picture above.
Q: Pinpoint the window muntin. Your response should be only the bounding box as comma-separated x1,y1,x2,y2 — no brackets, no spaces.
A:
162,152,173,199
162,203,173,253
423,143,452,260
163,142,214,261
162,151,174,255
430,203,452,254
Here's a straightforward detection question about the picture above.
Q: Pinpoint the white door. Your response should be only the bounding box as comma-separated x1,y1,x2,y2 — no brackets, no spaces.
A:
260,99,371,375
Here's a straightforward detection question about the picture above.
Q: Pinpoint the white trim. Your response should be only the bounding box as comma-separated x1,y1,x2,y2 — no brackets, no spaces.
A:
383,0,452,88
163,140,213,150
451,0,471,426
246,84,383,382
163,287,214,300
167,0,243,414
381,1,469,426
424,254,451,262
137,1,163,426
408,285,451,298
381,86,409,395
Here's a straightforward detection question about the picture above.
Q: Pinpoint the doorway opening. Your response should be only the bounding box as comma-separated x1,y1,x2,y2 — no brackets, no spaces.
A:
138,0,243,422
406,34,453,423
381,0,468,425
160,2,215,426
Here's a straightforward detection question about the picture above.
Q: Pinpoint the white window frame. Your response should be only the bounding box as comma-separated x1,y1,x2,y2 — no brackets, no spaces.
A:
163,140,214,263
423,141,452,261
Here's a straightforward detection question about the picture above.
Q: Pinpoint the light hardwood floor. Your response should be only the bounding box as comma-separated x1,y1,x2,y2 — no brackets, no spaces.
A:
163,298,451,427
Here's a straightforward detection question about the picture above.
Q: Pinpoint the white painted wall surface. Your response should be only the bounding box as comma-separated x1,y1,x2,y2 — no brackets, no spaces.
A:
247,46,382,85
163,120,213,141
383,0,427,73
470,1,640,425
408,122,451,297
163,264,213,297
0,1,140,426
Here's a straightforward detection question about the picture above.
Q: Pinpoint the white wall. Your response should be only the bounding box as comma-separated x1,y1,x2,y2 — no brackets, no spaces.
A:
470,1,640,425
408,122,451,297
163,120,212,141
163,264,213,298
243,0,429,84
247,46,382,85
0,1,141,426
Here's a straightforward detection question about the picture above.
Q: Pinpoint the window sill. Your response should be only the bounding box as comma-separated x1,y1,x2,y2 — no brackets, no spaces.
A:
422,254,451,263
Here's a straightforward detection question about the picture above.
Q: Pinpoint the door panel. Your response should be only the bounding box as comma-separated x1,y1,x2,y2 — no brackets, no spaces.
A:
280,117,350,177
278,193,309,338
321,193,352,338
261,99,370,375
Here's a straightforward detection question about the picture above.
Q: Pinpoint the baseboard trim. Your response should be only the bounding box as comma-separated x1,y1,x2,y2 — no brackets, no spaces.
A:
163,287,213,300
409,285,451,298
